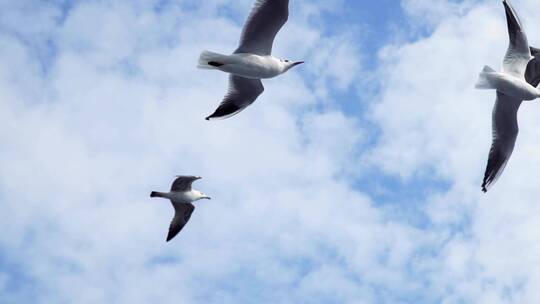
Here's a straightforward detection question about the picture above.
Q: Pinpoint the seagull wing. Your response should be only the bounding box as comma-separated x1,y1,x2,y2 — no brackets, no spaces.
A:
525,47,540,87
167,203,195,242
502,0,531,79
206,75,264,120
171,176,201,192
482,92,522,192
531,46,540,57
234,0,289,55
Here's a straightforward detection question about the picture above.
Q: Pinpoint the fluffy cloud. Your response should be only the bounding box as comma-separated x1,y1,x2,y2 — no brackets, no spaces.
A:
0,1,421,303
3,0,540,303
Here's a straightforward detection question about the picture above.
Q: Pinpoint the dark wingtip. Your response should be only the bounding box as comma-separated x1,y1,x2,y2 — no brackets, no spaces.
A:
503,1,513,18
174,175,201,180
482,179,489,193
205,102,243,121
205,113,225,121
503,0,520,30
481,179,490,193
205,112,221,121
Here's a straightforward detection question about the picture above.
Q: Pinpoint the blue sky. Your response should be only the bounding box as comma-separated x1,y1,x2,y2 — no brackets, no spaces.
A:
2,0,540,303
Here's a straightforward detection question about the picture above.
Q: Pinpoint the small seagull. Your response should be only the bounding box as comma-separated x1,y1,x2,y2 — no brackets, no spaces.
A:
150,176,211,242
475,0,540,192
198,0,304,120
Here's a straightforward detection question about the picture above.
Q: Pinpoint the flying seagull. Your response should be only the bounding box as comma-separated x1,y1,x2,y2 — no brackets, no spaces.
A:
475,0,540,192
198,0,304,120
150,176,211,242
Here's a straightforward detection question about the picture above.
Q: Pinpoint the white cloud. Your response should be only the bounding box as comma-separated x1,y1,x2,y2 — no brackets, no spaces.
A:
4,0,540,303
0,1,425,303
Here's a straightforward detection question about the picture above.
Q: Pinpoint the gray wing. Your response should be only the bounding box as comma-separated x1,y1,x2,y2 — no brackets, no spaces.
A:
234,0,289,55
482,92,522,192
531,46,540,57
525,47,540,87
166,203,195,242
502,0,531,78
205,75,264,120
171,176,201,192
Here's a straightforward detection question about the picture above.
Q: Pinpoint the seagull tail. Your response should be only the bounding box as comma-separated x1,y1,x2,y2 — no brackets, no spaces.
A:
150,191,166,198
475,65,498,89
198,50,227,70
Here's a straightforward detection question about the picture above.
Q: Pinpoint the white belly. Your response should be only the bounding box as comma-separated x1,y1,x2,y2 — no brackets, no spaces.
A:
169,191,196,204
220,54,283,79
492,74,540,100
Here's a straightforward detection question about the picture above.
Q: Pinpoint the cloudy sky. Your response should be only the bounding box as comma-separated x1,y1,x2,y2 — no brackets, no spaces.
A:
2,0,540,303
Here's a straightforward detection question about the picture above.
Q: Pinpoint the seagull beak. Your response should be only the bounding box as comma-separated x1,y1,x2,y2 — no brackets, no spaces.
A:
204,196,211,200
292,61,305,67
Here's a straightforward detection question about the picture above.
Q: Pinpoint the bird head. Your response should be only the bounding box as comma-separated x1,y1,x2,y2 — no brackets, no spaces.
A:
281,59,304,72
196,191,211,200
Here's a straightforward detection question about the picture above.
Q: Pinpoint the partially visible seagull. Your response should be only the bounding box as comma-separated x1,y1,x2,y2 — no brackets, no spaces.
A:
198,0,304,120
150,176,211,242
475,0,540,192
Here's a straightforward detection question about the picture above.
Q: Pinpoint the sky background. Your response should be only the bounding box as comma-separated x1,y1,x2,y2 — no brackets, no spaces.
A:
2,0,540,303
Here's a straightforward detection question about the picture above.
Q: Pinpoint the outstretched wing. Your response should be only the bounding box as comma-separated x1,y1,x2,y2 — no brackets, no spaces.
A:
482,92,522,192
530,46,540,57
205,75,264,120
525,47,540,87
234,0,289,55
502,0,531,79
167,203,195,242
171,176,201,192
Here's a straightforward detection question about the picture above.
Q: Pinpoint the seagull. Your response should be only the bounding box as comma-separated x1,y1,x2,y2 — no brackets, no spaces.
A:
475,0,540,192
150,176,211,242
198,0,304,120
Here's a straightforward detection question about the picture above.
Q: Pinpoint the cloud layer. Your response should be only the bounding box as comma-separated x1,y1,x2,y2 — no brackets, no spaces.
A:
2,0,540,303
